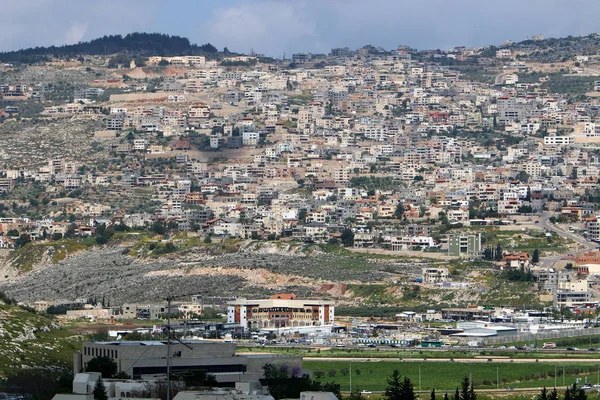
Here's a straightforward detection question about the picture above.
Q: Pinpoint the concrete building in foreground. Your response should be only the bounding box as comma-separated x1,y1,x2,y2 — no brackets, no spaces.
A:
75,341,301,383
227,294,334,330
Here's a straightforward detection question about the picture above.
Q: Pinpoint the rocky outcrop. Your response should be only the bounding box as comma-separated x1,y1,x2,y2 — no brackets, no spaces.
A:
0,242,427,304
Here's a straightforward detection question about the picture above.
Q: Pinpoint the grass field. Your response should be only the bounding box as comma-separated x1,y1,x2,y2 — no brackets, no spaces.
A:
303,361,600,392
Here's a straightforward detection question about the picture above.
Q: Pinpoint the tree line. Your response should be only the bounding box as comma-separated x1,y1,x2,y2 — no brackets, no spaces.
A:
0,32,220,64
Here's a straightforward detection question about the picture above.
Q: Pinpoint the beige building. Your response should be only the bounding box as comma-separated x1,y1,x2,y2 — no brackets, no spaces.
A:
227,294,334,330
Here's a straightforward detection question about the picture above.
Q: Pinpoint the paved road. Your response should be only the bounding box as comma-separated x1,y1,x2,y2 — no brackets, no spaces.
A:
304,357,600,363
538,213,598,268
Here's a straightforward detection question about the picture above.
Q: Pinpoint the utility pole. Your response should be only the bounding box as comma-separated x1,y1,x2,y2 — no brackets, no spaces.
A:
166,296,173,400
349,358,352,393
165,292,200,400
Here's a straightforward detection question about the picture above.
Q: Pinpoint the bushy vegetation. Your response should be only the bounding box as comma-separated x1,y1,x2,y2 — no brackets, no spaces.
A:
350,176,404,191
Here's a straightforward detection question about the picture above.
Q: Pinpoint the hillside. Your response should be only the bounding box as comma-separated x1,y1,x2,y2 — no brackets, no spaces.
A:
0,32,220,64
0,296,83,375
0,234,555,314
0,238,430,307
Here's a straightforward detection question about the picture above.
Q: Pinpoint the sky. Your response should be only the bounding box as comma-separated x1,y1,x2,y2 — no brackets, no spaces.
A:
1,0,599,57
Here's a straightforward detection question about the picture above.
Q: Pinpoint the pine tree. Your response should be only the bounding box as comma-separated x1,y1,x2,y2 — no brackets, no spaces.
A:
495,244,503,261
565,383,586,400
532,248,540,264
443,393,449,400
459,376,476,400
460,376,470,400
383,370,403,400
93,377,108,400
537,387,548,400
548,388,559,400
400,376,416,400
431,388,436,400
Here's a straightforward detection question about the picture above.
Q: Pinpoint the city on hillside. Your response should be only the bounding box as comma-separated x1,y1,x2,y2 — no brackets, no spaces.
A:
3,27,600,400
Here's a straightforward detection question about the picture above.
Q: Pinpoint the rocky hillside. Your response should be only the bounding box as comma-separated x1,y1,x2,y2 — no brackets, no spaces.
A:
0,298,83,375
0,239,428,305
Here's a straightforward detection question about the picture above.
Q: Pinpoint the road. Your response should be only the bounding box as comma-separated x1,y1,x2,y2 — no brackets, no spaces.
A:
538,213,598,268
304,357,600,363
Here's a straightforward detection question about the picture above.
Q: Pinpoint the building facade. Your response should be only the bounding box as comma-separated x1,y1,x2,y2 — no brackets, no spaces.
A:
227,294,334,330
448,233,482,258
75,341,301,383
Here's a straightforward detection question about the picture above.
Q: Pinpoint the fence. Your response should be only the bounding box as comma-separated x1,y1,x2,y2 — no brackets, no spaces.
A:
483,327,600,345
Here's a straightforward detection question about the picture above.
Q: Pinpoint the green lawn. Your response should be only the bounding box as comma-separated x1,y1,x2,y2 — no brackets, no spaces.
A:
303,360,599,392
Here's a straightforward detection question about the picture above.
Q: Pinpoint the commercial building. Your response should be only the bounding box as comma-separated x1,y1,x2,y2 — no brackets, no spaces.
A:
75,341,301,383
226,294,334,331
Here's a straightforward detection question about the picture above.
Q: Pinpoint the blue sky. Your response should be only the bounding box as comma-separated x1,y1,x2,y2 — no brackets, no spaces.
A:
1,0,599,56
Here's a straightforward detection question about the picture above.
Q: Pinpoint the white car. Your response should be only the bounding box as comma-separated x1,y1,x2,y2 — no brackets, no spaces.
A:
361,391,373,395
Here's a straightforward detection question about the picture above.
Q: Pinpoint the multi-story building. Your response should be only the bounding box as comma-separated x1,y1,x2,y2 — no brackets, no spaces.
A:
227,294,334,331
448,233,481,258
422,267,449,284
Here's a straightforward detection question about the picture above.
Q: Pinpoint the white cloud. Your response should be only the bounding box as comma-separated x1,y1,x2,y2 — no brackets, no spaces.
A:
201,0,324,56
64,23,89,45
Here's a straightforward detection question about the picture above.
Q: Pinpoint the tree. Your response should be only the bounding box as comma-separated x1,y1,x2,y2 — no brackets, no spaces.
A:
261,363,335,400
516,171,530,183
341,228,355,247
459,376,476,400
93,377,108,400
151,220,167,235
494,244,503,261
431,388,436,400
108,53,132,68
384,369,403,400
537,387,548,400
564,383,586,400
394,203,406,219
85,356,118,378
532,248,540,264
399,377,416,400
298,208,307,223
347,391,366,400
7,229,19,237
6,369,71,400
